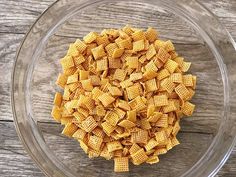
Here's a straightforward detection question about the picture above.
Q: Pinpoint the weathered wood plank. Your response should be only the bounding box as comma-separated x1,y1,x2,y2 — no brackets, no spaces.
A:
0,33,24,121
0,121,44,177
0,0,235,39
0,0,53,34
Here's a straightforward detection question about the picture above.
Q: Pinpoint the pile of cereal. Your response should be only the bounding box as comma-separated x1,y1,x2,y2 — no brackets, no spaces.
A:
51,25,196,172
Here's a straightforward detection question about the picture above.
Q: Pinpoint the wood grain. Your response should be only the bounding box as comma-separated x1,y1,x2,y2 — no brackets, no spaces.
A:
0,0,236,176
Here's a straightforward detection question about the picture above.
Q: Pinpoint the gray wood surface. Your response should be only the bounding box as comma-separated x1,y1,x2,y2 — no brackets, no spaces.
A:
0,0,236,176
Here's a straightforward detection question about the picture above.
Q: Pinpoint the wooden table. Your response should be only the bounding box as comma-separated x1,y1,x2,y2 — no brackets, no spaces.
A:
0,0,236,176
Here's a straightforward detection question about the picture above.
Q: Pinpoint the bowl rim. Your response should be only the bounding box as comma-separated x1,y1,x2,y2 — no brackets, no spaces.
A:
11,0,236,176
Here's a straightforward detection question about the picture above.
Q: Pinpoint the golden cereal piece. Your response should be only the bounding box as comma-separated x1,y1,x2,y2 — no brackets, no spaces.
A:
56,73,68,88
86,43,97,56
164,59,179,74
148,112,162,122
74,39,87,53
122,25,133,35
105,43,118,57
108,86,122,96
126,56,139,69
143,70,158,80
118,30,129,39
129,96,147,111
145,60,158,72
96,35,110,46
154,39,165,50
163,100,177,113
96,58,108,71
120,79,133,89
181,101,195,116
68,82,81,92
155,114,168,128
81,116,98,132
73,111,86,123
156,47,171,63
112,48,124,59
131,148,148,165
51,106,61,122
113,69,127,81
74,55,85,66
129,143,141,155
140,119,151,130
118,120,136,129
67,44,79,57
62,123,78,137
83,32,98,44
183,74,194,87
164,40,175,52
107,141,123,153
114,108,126,119
72,129,87,140
173,57,184,68
132,30,146,41
79,140,89,153
96,105,106,117
146,155,159,164
147,105,155,117
100,145,113,160
108,57,122,69
181,62,191,72
88,149,100,158
63,86,70,101
145,138,159,151
104,111,120,126
81,79,94,91
172,121,181,136
98,93,116,107
89,75,101,86
175,83,190,100
60,55,74,70
91,44,106,60
67,74,78,84
88,135,103,151
160,78,175,93
145,27,158,42
79,70,89,80
114,157,129,172
117,100,131,111
170,73,183,83
101,121,116,135
154,95,168,107
126,84,140,100
155,130,168,144
53,92,62,107
157,68,170,81
146,44,157,60
145,78,158,92
130,72,143,81
127,109,137,122
133,39,145,52
92,87,104,102
116,38,132,49
154,148,167,156
131,129,148,144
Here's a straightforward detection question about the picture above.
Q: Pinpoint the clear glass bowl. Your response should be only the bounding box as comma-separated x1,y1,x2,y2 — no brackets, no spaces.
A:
12,0,236,176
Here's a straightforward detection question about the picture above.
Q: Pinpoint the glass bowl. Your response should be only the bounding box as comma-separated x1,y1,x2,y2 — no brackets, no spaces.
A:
12,0,236,176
